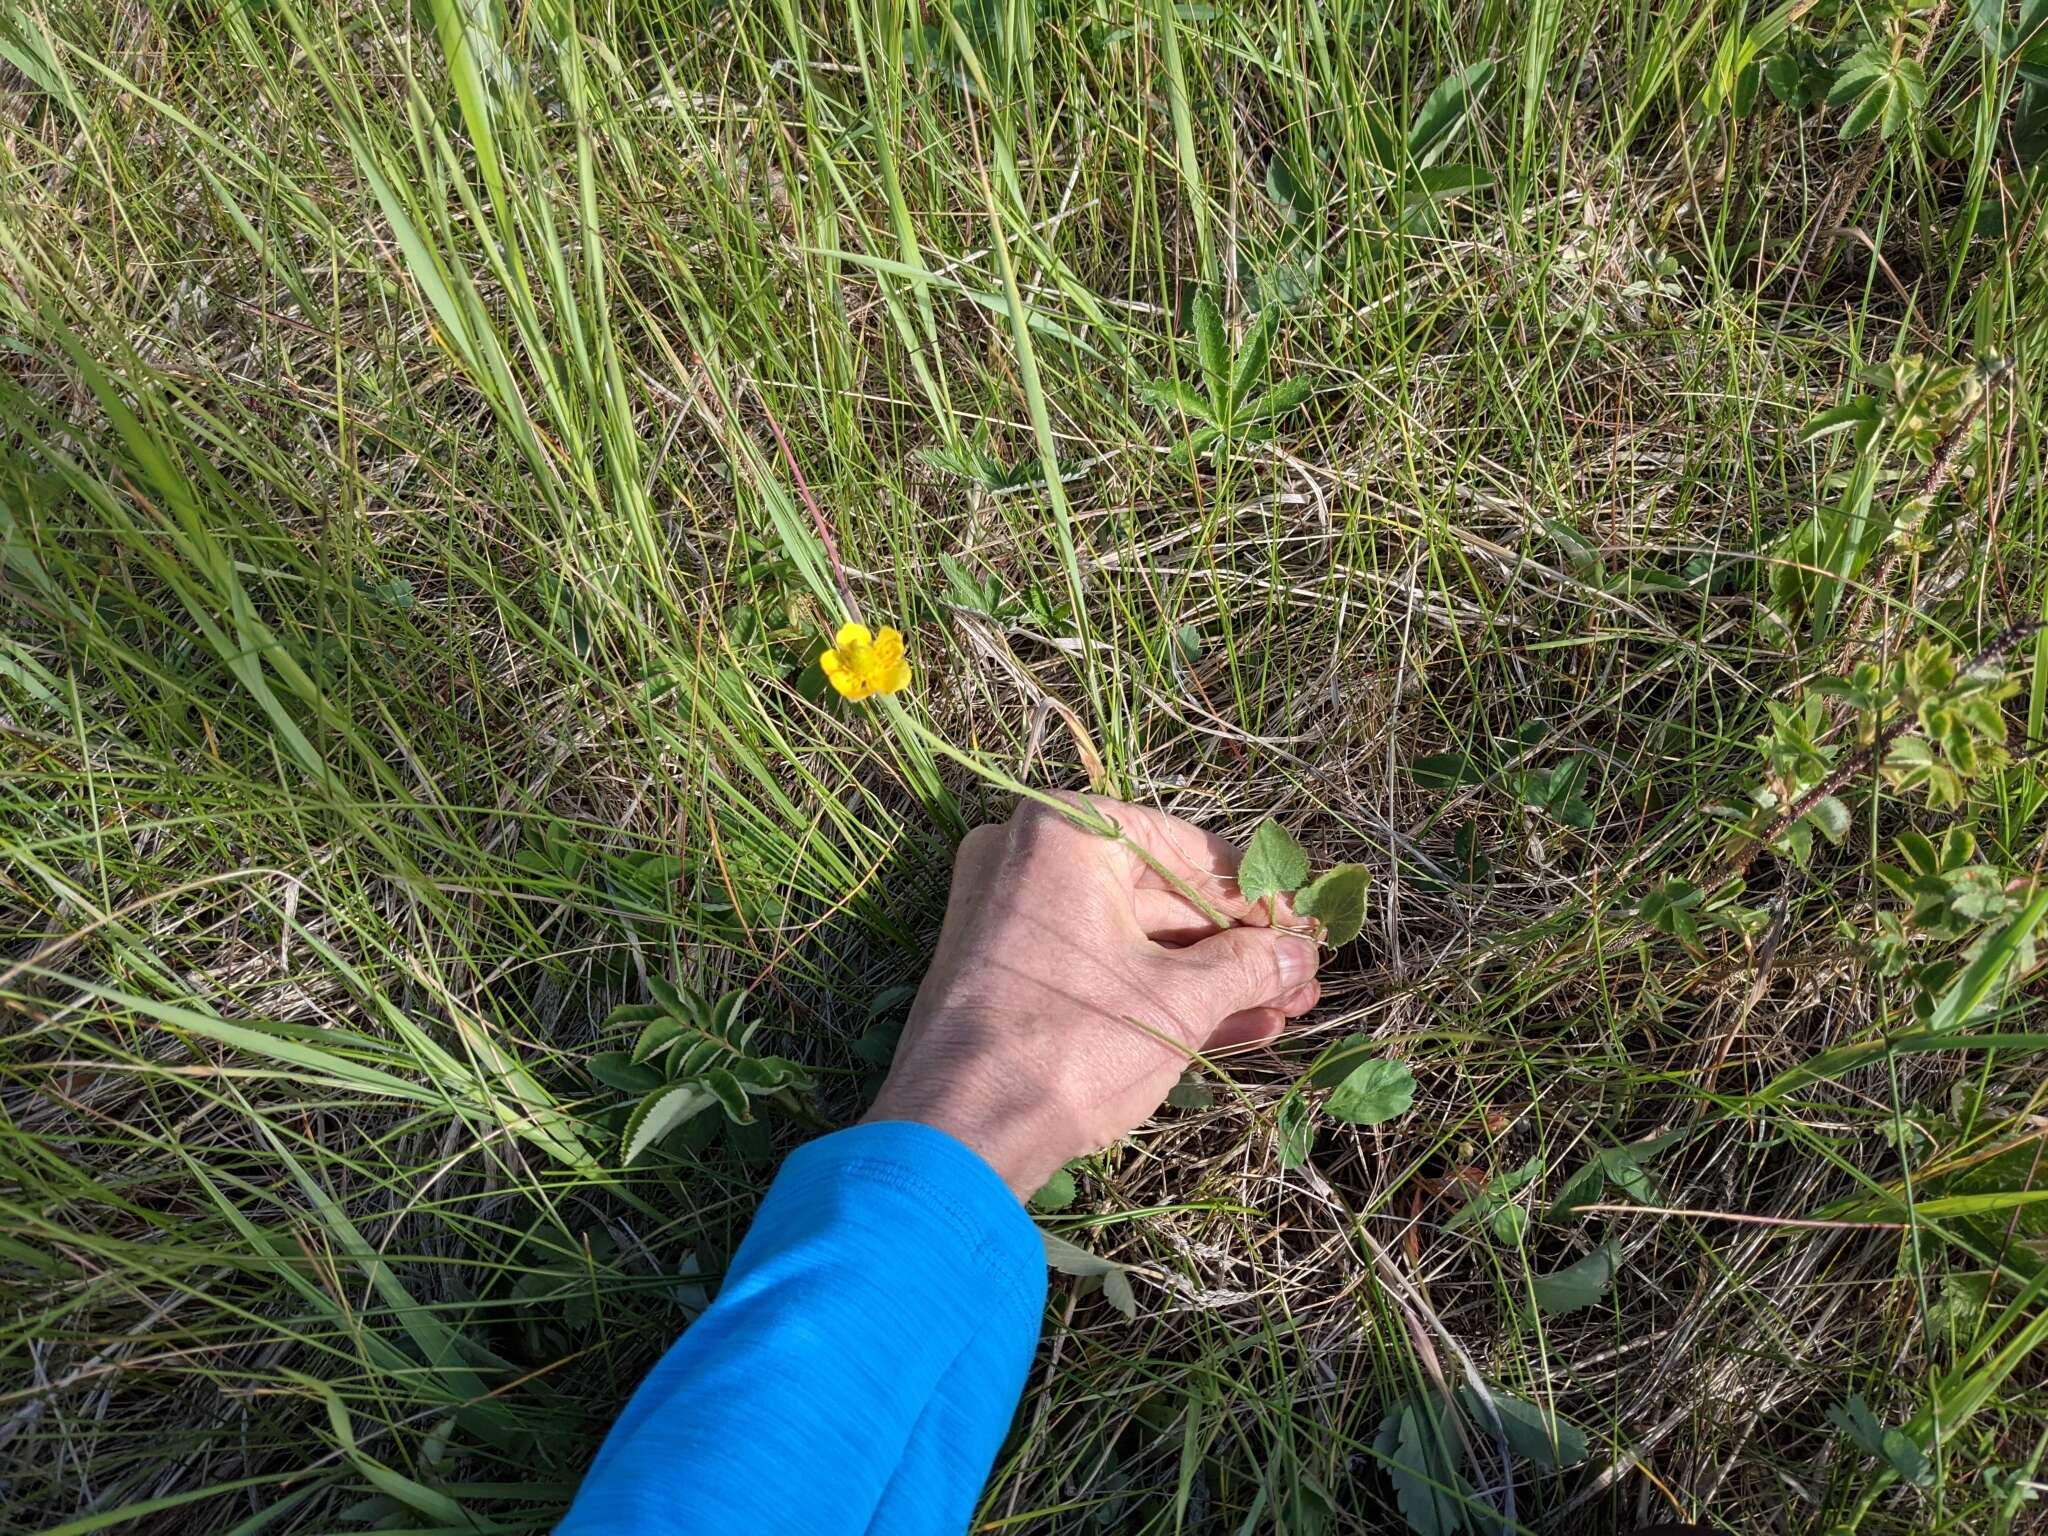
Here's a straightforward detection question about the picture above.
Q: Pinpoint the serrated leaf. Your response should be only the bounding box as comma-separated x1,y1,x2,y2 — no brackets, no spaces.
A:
622,1083,716,1164
1806,794,1851,845
1228,306,1279,413
1411,752,1483,788
1239,818,1312,905
1546,1156,1608,1223
1373,1395,1470,1536
1190,288,1229,408
1137,376,1215,422
703,1067,752,1123
1530,1242,1619,1314
1276,1094,1315,1168
1236,375,1316,422
587,1051,664,1093
646,975,686,1015
1326,1057,1415,1125
1455,1386,1588,1469
1296,862,1370,946
1030,1167,1078,1211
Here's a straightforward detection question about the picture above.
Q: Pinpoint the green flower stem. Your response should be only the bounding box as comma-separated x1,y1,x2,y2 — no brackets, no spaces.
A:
880,698,1239,931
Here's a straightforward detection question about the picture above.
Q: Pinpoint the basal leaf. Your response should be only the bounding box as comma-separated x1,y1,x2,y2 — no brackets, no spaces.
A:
1326,1057,1415,1125
1190,287,1229,409
1276,1094,1315,1168
1373,1395,1470,1536
1530,1241,1619,1315
1296,862,1370,946
1411,752,1484,789
1030,1167,1079,1211
1455,1385,1589,1469
1239,818,1312,905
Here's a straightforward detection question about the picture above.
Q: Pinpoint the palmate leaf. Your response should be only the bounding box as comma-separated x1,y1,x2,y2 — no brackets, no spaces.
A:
1828,48,1927,140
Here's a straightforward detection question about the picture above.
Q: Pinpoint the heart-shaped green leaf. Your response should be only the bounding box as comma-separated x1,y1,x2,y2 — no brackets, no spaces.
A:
1238,818,1311,906
1325,1057,1415,1125
1296,862,1370,946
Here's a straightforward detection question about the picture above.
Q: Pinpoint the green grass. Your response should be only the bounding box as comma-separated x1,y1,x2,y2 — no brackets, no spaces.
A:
4,1,2048,1532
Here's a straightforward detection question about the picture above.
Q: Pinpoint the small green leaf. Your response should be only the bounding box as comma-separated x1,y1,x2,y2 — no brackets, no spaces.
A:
1030,1167,1078,1211
622,1083,716,1164
1325,1057,1416,1125
1238,818,1312,905
1276,1095,1315,1168
1136,376,1215,422
1264,148,1318,218
703,1067,752,1123
1236,375,1315,422
1190,288,1229,409
1530,1242,1619,1315
1826,1393,1886,1457
1166,1071,1215,1110
1411,752,1484,788
1228,305,1279,414
1407,57,1497,165
1925,888,2048,1031
1805,794,1851,845
587,1051,664,1094
1099,1266,1138,1320
1373,1395,1470,1536
1455,1386,1588,1469
1296,862,1370,946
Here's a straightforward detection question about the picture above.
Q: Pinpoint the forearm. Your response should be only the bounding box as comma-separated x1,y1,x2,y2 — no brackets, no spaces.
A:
557,1121,1046,1536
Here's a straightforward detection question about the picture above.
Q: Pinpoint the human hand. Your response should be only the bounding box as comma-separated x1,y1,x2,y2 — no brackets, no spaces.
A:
865,795,1322,1197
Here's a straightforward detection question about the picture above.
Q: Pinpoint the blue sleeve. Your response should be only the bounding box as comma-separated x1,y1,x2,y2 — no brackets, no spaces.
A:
556,1121,1047,1536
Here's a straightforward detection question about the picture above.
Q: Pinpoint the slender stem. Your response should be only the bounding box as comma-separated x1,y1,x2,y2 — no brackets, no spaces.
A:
754,386,861,624
882,699,1246,931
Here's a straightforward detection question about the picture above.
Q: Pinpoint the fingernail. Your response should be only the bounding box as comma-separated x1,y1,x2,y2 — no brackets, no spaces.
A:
1276,936,1317,990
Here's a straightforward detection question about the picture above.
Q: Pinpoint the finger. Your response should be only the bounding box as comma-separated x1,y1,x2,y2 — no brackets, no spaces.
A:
1276,981,1320,1016
1162,925,1319,1023
1084,798,1272,925
1133,887,1226,946
1208,1007,1287,1050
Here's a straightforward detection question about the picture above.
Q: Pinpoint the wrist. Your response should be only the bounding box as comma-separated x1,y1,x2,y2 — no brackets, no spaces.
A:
862,1082,1067,1200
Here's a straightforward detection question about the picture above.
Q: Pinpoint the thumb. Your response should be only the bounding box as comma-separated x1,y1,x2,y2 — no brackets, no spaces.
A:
1163,925,1319,1032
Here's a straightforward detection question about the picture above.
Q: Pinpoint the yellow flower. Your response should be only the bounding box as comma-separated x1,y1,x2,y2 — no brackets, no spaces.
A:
818,621,911,700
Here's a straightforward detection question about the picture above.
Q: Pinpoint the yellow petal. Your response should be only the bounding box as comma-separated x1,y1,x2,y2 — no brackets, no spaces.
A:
834,621,872,649
819,649,844,678
880,659,912,694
